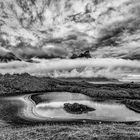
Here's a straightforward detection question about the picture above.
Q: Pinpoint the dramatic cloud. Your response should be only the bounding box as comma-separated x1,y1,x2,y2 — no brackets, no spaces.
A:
0,58,140,81
0,0,140,81
12,44,68,59
1,0,140,59
0,47,10,55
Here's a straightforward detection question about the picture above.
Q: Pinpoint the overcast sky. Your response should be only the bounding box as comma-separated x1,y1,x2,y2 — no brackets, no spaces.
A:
0,0,140,81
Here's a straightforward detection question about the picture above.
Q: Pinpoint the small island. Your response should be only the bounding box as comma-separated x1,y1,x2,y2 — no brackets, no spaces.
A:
64,103,96,114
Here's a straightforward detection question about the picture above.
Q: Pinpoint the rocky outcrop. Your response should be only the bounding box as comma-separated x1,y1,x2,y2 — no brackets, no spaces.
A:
64,103,95,114
70,50,91,59
0,52,21,62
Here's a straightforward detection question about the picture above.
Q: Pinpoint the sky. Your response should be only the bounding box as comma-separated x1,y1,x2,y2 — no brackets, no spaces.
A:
0,0,140,81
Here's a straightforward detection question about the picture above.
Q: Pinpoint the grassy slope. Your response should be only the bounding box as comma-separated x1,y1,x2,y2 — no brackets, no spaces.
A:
0,73,140,139
0,123,140,140
0,73,140,100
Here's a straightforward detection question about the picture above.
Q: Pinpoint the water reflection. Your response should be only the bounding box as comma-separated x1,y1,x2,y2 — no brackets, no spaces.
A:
1,92,140,123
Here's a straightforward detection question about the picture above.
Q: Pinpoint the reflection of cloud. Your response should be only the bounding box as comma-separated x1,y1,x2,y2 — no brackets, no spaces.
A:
0,58,140,80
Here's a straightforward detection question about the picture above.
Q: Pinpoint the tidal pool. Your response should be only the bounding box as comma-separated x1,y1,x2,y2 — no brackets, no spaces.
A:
1,92,140,123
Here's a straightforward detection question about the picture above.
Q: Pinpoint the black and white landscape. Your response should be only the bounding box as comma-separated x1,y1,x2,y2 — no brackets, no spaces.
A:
0,0,140,139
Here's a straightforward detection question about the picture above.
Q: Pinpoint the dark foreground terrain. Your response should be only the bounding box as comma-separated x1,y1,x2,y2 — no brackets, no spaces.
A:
1,122,140,140
0,73,140,139
0,73,140,100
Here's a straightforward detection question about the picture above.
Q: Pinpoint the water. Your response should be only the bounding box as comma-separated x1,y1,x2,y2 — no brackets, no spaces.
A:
1,92,140,123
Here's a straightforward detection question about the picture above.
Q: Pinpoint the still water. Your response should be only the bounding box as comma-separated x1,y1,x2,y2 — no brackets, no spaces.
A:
2,92,140,123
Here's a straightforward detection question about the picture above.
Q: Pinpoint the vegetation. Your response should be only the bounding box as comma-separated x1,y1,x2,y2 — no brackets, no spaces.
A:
0,73,140,139
0,97,140,140
0,73,140,101
0,99,139,140
0,122,140,140
58,76,118,82
123,100,140,113
64,103,95,114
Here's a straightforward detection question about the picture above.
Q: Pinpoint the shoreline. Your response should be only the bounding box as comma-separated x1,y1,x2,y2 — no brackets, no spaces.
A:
0,73,140,100
0,74,140,139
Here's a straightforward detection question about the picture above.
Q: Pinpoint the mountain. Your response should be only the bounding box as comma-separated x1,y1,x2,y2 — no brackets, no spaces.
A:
70,50,91,59
0,51,21,62
0,0,140,59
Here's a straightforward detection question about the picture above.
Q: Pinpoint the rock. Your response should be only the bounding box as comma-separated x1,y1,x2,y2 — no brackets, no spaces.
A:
85,3,92,13
70,50,91,59
79,50,91,58
64,103,95,114
70,53,78,59
0,52,21,62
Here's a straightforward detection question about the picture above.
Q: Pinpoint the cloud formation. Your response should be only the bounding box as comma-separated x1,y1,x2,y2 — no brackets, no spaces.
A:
0,58,140,81
0,0,140,81
1,0,140,60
